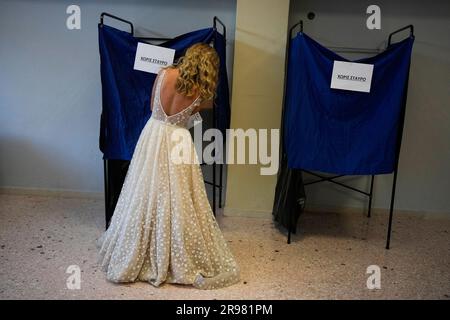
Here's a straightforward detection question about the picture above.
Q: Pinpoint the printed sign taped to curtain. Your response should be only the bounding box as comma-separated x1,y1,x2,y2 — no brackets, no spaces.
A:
330,61,374,93
134,43,175,74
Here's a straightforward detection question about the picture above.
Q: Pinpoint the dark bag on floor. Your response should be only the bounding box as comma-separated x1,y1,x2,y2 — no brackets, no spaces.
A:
272,154,306,233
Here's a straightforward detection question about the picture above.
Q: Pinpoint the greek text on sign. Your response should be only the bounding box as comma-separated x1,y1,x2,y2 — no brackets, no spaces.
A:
330,61,374,93
134,42,175,74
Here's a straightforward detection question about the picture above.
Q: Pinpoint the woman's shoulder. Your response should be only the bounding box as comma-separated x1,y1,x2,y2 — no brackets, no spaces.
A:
162,66,179,74
160,67,180,81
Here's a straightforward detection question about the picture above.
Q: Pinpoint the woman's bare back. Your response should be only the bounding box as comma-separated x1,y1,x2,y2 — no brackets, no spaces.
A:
151,68,199,116
151,68,214,115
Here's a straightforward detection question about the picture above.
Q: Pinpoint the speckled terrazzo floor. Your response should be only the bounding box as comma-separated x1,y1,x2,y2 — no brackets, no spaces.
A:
0,193,449,300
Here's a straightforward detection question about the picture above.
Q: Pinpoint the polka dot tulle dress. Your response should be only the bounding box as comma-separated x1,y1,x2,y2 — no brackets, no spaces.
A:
97,69,240,289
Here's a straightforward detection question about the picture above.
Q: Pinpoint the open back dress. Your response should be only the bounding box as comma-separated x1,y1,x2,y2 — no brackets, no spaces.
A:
97,69,240,290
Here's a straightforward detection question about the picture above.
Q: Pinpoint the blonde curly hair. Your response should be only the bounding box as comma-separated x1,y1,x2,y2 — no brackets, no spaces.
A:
168,43,220,101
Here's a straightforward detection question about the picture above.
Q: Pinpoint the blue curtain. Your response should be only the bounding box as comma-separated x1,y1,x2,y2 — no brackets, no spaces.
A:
284,33,414,175
98,24,230,160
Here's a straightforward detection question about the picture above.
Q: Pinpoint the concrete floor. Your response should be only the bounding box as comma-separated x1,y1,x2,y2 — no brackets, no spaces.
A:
0,193,449,300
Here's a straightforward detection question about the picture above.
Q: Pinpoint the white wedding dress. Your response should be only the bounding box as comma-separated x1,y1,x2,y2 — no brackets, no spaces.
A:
97,69,240,289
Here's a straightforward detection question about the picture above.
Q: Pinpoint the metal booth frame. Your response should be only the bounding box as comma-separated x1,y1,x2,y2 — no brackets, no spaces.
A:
99,12,227,228
282,20,414,249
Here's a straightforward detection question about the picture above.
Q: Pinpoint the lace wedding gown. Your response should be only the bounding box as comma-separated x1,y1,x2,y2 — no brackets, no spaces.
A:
97,69,240,289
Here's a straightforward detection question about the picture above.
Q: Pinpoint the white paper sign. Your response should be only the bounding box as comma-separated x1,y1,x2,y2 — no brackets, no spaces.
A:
134,42,175,74
330,61,374,93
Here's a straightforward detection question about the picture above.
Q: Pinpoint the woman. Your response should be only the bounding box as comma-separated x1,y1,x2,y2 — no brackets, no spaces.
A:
97,43,240,290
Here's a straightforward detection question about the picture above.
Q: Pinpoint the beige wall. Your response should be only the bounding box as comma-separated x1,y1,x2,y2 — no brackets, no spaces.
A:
224,0,290,217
